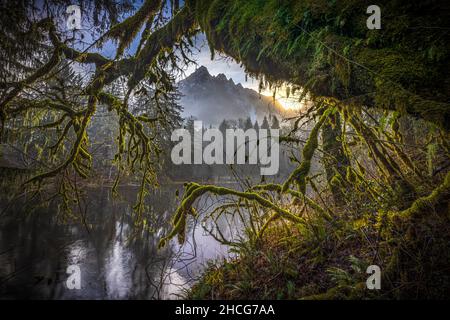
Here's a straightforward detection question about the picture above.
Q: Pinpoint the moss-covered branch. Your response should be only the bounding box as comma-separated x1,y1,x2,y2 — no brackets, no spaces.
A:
159,182,306,248
398,170,450,220
102,0,163,57
282,108,330,193
188,0,450,129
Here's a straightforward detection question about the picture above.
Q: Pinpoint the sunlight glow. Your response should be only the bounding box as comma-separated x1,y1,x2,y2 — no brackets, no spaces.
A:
259,85,307,111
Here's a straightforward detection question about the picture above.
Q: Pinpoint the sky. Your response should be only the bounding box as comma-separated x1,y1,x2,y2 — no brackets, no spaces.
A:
69,2,302,110
179,34,302,110
182,35,256,88
97,32,258,91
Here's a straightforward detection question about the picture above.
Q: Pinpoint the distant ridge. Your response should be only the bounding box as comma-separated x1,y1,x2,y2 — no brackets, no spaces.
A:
178,66,289,125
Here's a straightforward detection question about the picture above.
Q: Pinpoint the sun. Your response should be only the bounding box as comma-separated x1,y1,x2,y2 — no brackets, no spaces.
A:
259,85,306,111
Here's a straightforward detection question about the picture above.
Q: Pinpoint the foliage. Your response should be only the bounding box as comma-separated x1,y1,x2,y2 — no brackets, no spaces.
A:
0,0,449,299
190,0,450,128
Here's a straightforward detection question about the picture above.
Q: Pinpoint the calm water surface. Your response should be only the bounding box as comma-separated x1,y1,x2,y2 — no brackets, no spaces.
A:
0,185,239,299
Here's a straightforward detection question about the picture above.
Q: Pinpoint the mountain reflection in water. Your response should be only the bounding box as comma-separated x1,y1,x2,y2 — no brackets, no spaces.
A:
0,185,238,299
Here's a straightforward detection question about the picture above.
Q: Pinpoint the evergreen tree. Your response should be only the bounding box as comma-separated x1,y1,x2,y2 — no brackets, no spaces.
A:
261,116,270,130
271,116,280,129
244,117,253,131
219,119,228,134
238,118,245,129
253,120,259,132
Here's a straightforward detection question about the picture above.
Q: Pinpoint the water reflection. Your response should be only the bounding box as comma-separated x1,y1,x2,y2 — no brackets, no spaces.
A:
0,185,235,299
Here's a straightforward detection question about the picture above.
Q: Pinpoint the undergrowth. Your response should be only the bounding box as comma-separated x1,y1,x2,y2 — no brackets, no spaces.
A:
188,175,450,300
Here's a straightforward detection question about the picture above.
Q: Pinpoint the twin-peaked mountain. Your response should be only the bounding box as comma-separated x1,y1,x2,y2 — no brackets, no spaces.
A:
178,66,287,126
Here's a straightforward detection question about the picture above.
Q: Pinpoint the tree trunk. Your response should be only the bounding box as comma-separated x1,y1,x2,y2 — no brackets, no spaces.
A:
322,113,349,207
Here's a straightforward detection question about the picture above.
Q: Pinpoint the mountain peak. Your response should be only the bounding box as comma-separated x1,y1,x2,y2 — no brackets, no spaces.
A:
195,65,210,75
216,73,228,82
185,66,211,83
178,66,287,126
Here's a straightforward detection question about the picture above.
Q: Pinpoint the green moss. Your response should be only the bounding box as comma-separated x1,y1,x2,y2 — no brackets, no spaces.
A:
399,171,450,220
283,109,329,193
104,0,162,57
189,0,450,128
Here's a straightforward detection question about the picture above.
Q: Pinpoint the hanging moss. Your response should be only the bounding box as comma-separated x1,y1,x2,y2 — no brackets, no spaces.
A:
283,108,330,193
322,112,349,206
188,0,450,129
102,0,162,57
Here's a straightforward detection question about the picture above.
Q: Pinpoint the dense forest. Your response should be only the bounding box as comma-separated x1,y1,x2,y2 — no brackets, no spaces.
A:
0,0,449,299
